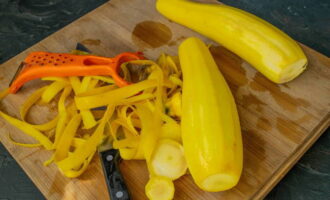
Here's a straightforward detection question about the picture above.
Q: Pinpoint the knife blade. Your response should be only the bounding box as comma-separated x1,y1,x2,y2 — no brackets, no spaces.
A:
75,43,130,200
98,133,130,200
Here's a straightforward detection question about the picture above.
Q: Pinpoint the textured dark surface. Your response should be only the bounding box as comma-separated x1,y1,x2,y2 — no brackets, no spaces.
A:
0,0,107,63
0,0,329,200
0,143,45,200
266,132,330,200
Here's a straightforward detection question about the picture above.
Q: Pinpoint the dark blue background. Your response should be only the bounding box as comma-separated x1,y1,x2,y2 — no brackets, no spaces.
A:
0,0,329,199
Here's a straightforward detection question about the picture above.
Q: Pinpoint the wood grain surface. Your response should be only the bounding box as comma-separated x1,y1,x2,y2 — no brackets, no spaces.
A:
0,0,329,199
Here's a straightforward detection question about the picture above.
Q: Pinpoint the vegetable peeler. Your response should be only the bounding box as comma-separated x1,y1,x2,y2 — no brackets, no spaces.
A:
9,50,144,93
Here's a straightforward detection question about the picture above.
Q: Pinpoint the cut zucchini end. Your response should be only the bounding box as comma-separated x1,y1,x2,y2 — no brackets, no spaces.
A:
151,139,187,180
278,58,307,83
145,176,175,200
201,173,238,192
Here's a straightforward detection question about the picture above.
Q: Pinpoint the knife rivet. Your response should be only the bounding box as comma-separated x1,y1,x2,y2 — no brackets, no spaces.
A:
106,155,114,161
116,191,124,198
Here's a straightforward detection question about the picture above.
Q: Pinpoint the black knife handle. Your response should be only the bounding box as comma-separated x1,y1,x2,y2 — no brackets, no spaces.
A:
99,149,130,200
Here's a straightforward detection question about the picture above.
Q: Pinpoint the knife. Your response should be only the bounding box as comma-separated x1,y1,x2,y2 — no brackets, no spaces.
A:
98,136,130,200
78,43,130,200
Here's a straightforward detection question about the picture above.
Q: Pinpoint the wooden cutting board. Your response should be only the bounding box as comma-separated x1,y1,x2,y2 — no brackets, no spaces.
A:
0,0,329,199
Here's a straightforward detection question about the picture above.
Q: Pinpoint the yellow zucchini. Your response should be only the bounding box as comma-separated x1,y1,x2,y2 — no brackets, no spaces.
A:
145,176,175,200
156,0,307,83
150,139,187,180
179,37,243,191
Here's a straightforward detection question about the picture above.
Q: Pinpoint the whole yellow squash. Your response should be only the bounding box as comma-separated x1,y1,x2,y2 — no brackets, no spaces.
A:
157,0,308,83
179,37,243,192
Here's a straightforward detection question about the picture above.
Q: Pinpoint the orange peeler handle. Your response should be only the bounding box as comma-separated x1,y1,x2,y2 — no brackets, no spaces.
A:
9,51,144,93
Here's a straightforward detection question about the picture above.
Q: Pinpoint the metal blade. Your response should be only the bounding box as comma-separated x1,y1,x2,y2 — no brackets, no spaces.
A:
76,43,92,53
98,135,113,153
9,62,25,87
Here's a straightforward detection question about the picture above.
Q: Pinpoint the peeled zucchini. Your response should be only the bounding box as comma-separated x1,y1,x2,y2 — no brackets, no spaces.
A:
157,0,308,83
179,37,243,192
151,139,187,180
145,176,175,200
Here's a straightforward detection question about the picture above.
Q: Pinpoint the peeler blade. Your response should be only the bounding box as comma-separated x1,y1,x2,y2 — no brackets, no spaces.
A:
9,62,25,87
76,43,92,53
